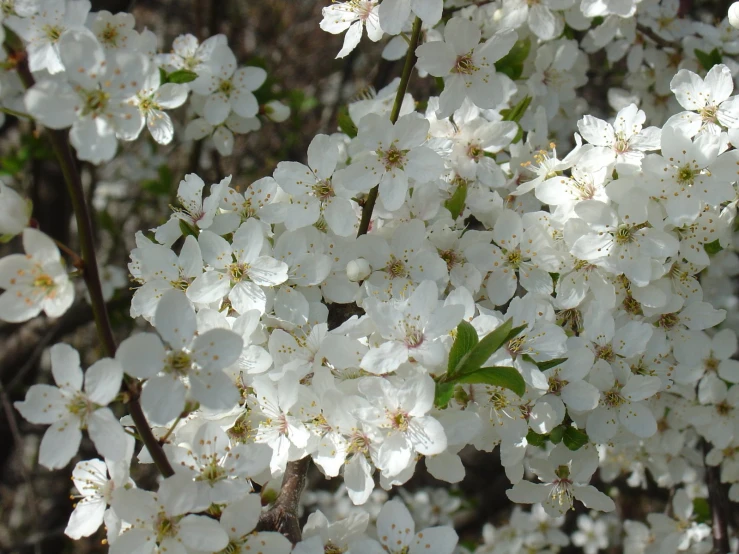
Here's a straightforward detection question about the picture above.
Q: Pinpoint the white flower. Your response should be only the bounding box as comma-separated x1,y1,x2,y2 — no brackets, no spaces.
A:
371,498,458,553
0,228,74,322
156,32,227,90
378,0,442,36
666,64,739,137
415,19,518,117
361,280,463,374
571,514,610,554
217,494,293,553
251,373,311,474
336,112,444,211
577,103,661,173
500,0,574,41
110,474,229,554
730,2,739,29
320,0,383,59
168,421,271,505
8,0,89,74
24,29,149,163
187,219,289,314
507,445,615,516
128,68,189,145
88,9,137,50
116,290,244,425
64,436,134,539
15,343,127,469
189,44,266,126
0,180,31,240
356,374,447,478
273,134,357,236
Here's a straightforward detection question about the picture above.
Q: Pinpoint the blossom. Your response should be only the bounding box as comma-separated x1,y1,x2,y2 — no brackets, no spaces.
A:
336,112,444,211
15,343,127,469
64,436,134,539
415,19,518,117
507,445,615,516
320,0,383,58
24,28,149,163
356,374,447,478
110,474,229,554
7,0,89,74
0,181,31,240
116,290,244,425
273,134,358,236
361,280,464,374
0,228,74,322
371,498,458,553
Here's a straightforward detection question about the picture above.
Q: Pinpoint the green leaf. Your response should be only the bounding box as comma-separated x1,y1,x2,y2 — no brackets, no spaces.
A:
454,366,526,397
448,320,479,375
453,320,527,377
562,426,589,450
434,382,455,409
501,96,532,124
704,239,723,255
692,498,711,524
694,48,722,71
337,106,357,138
521,355,568,371
179,219,199,238
549,425,565,444
495,38,531,81
166,69,198,84
526,429,547,447
444,180,468,219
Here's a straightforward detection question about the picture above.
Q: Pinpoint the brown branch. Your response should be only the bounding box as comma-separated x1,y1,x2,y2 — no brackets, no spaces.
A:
11,46,175,479
357,16,423,237
636,24,679,50
703,440,732,554
256,457,311,543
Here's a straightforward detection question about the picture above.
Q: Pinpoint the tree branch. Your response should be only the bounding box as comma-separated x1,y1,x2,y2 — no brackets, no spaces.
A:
256,457,311,543
703,440,732,554
357,16,423,237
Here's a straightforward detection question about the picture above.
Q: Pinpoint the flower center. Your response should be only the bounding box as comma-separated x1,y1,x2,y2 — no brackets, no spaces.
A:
100,24,119,46
614,225,637,245
507,335,527,356
595,344,615,362
700,105,718,124
380,145,407,171
467,143,484,161
33,273,55,290
386,256,408,279
676,164,697,186
405,329,424,348
218,79,234,97
548,376,569,394
603,388,625,407
453,53,477,75
81,89,111,117
43,24,63,42
704,356,719,372
166,350,192,376
155,512,180,543
389,410,410,431
505,247,522,269
657,312,679,330
312,178,334,200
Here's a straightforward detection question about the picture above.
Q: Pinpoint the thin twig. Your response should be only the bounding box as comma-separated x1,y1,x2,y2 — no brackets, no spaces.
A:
12,49,175,479
703,440,732,554
356,16,423,237
636,24,679,50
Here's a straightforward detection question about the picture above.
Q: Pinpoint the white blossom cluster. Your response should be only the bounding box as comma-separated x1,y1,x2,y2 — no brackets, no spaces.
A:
3,0,739,551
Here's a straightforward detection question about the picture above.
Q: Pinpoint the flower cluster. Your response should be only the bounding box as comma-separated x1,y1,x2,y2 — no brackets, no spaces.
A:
5,0,739,552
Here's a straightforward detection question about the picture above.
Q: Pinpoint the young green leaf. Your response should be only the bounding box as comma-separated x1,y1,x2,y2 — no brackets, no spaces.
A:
494,38,531,80
337,106,358,138
447,320,479,375
694,48,722,71
549,425,565,444
444,180,468,219
452,320,527,376
454,366,526,397
166,69,199,84
526,429,547,447
434,382,455,409
522,355,568,371
562,426,589,451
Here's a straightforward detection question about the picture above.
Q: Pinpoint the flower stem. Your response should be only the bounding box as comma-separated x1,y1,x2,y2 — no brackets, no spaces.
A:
13,51,175,479
357,16,423,237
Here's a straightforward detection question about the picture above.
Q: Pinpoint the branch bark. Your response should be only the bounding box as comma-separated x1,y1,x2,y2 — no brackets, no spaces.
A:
256,457,311,543
703,440,732,554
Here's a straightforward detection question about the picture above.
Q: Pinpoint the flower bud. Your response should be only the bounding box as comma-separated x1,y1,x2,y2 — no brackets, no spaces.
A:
730,2,739,29
0,181,31,242
264,100,290,122
346,258,371,282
